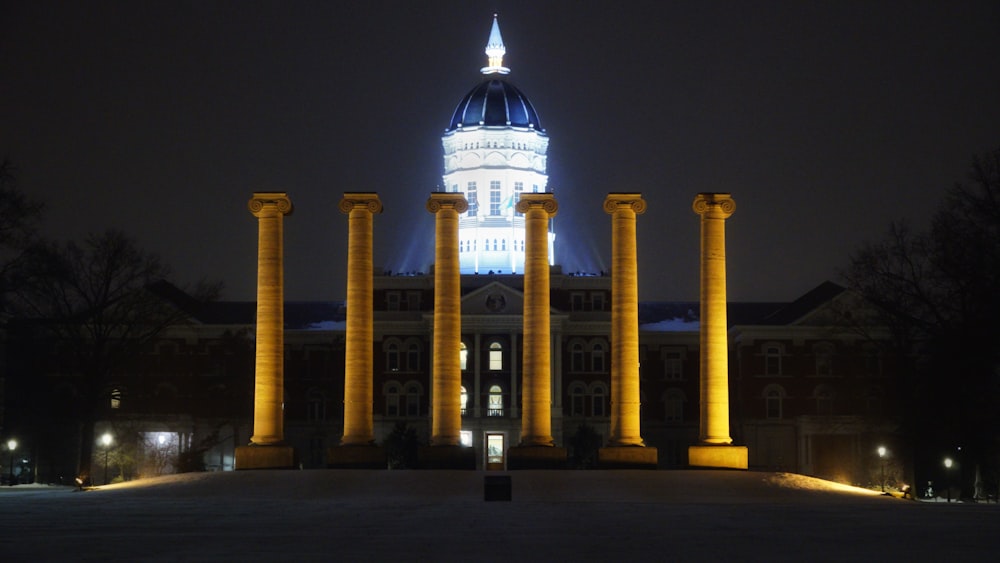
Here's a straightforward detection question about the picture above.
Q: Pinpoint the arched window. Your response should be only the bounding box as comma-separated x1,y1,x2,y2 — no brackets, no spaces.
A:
459,342,468,371
385,382,400,417
764,384,786,419
110,388,122,410
488,384,504,416
570,342,585,372
568,382,586,416
492,239,498,251
405,341,420,372
590,383,608,417
590,341,607,372
502,239,507,251
460,385,468,415
664,389,685,422
489,342,503,371
405,382,422,416
386,341,400,372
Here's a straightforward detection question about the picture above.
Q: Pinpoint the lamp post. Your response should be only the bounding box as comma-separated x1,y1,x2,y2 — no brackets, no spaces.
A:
944,457,953,503
877,446,887,493
101,433,113,485
6,439,16,486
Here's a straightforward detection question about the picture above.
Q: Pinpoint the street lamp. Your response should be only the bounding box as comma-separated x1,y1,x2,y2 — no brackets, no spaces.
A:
877,446,887,493
6,439,16,486
944,457,954,503
101,433,113,485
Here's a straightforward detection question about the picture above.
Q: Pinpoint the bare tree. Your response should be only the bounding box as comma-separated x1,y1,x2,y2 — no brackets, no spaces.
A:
15,229,220,485
0,159,43,315
843,147,1000,497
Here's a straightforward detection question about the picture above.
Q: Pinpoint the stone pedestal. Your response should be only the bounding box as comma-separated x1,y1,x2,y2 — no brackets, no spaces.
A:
242,193,295,470
327,445,387,469
689,193,747,470
507,446,568,470
339,194,383,446
417,445,476,469
426,193,468,448
597,446,659,469
235,445,296,470
688,445,748,470
515,193,558,448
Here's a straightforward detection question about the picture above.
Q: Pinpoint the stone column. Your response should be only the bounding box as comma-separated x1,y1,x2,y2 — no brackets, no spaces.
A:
426,193,468,446
689,193,747,469
339,193,382,446
235,192,295,469
517,193,557,447
598,194,657,469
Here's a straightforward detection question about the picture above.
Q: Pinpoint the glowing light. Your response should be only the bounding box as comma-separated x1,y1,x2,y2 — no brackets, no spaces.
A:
877,446,886,458
5,439,15,451
944,457,953,469
101,433,113,447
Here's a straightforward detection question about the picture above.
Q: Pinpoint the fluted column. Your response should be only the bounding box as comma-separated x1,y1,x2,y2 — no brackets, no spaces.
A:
516,193,558,446
694,193,736,444
339,193,382,446
427,193,468,446
604,193,646,447
248,192,293,446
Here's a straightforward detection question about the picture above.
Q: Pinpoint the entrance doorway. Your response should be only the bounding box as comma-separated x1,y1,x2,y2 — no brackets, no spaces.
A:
486,432,505,470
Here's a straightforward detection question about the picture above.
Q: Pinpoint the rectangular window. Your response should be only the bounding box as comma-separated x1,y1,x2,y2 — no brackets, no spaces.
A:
386,291,401,311
405,291,421,311
663,350,683,381
514,182,524,216
466,182,478,216
590,292,605,311
489,349,503,370
765,346,782,376
489,180,502,215
571,292,585,311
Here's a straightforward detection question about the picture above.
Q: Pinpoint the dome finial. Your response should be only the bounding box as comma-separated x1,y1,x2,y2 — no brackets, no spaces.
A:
481,14,510,75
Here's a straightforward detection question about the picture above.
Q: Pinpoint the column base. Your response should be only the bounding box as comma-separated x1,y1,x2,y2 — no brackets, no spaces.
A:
688,444,749,470
597,446,659,469
327,445,386,469
417,445,476,470
507,446,568,470
234,445,296,470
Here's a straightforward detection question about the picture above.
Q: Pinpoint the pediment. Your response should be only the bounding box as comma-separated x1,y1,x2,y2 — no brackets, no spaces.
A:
461,281,525,315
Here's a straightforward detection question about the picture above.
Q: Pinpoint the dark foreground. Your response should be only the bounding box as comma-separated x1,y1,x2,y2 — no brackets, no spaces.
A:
0,470,994,562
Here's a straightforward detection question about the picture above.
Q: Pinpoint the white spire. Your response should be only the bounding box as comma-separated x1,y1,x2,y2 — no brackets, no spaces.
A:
481,14,510,75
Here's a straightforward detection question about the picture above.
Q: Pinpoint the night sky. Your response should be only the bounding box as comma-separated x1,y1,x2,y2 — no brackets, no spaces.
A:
3,1,998,303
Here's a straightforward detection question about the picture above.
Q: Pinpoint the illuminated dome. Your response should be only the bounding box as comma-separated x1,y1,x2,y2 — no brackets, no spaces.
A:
447,79,542,131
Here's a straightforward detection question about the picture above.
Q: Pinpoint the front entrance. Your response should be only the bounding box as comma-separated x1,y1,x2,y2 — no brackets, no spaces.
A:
486,432,505,470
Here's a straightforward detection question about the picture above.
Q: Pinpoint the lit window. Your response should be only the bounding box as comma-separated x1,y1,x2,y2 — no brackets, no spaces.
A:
514,182,524,216
459,342,468,371
489,181,502,215
664,389,685,422
489,342,503,370
110,388,122,410
460,430,473,447
460,385,468,415
488,385,504,416
466,182,478,216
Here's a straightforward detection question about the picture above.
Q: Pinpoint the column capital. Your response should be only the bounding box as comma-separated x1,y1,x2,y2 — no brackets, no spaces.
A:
426,192,469,214
339,192,383,214
515,192,558,216
693,193,735,218
604,193,647,215
249,192,293,217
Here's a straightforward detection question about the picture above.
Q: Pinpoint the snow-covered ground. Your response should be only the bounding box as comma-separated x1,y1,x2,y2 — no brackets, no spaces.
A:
0,470,994,561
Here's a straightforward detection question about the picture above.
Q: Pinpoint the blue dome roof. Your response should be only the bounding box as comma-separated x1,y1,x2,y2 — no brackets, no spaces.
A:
447,79,543,132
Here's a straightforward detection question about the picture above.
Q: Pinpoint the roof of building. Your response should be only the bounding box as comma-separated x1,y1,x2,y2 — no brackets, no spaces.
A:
446,78,543,132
